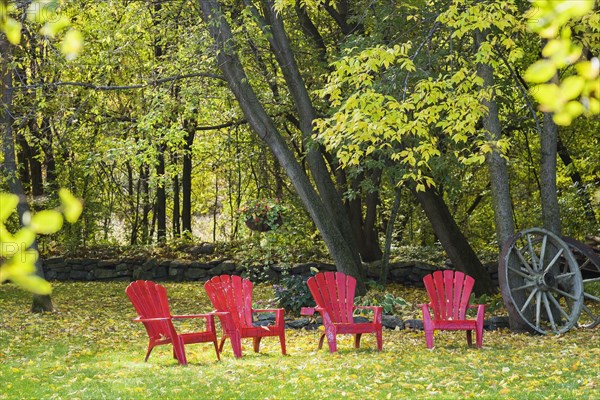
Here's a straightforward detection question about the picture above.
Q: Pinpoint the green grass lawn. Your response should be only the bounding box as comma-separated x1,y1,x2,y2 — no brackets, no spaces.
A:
1,282,598,399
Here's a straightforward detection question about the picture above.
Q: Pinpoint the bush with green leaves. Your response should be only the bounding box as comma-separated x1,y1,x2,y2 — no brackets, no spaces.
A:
355,290,410,316
273,273,315,315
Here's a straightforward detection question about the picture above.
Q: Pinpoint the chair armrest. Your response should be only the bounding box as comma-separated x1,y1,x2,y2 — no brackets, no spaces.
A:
133,316,170,323
475,304,485,325
172,313,217,331
209,311,231,317
301,307,315,316
354,306,383,323
253,308,283,313
172,313,215,320
254,308,285,325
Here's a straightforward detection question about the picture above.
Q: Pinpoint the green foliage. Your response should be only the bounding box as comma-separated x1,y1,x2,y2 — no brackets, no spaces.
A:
1,282,598,399
273,273,315,315
524,0,599,125
0,190,82,294
469,292,505,315
356,288,410,316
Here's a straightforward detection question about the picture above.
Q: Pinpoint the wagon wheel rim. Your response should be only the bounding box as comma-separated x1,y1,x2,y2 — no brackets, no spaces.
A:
500,228,584,334
561,237,600,328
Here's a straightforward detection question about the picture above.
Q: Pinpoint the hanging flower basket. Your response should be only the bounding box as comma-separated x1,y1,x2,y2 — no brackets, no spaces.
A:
239,198,285,232
245,214,283,232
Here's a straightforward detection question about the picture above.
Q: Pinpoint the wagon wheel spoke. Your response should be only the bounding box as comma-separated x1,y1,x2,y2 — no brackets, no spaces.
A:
546,292,571,321
511,281,537,292
535,290,542,330
551,287,579,301
520,288,538,314
527,233,540,272
556,272,577,280
583,292,600,303
508,264,533,280
543,248,564,273
542,293,558,332
515,247,536,275
579,303,600,328
537,234,548,272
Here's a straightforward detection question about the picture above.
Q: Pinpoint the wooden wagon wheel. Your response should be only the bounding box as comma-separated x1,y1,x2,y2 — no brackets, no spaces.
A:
561,237,600,328
499,228,584,334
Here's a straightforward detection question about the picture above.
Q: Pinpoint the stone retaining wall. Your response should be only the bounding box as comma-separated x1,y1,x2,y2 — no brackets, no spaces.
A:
43,257,499,287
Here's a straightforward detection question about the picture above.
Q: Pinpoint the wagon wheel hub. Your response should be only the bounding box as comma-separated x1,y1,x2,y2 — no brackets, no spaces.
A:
539,272,557,291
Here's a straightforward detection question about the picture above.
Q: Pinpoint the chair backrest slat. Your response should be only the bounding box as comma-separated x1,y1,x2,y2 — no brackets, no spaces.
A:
205,275,254,328
424,270,475,321
126,280,173,340
307,272,356,323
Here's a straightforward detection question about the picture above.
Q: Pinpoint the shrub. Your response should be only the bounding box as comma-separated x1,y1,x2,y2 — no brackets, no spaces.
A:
273,274,315,315
355,291,409,316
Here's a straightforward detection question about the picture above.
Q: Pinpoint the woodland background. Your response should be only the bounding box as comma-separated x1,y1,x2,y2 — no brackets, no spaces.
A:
1,0,598,295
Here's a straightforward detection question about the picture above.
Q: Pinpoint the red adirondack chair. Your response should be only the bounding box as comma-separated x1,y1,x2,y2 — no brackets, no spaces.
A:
302,271,383,353
125,280,220,365
204,275,287,358
420,270,485,349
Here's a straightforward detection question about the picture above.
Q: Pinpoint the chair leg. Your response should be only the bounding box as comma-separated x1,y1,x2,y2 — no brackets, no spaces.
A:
375,329,383,351
476,325,483,349
144,343,154,362
318,333,326,350
424,329,434,349
354,333,362,349
326,333,338,353
173,336,188,365
253,337,262,353
466,330,473,346
218,336,227,353
279,332,287,355
213,338,221,361
230,333,243,358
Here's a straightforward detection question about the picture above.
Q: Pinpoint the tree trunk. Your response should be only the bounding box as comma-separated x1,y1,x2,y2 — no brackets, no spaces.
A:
475,29,524,329
198,0,366,294
412,186,496,295
1,36,53,312
540,111,561,234
173,170,181,238
41,116,57,193
380,186,402,285
156,146,167,242
182,122,195,235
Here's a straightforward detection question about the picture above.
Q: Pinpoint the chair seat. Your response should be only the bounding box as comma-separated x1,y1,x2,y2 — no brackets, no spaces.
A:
432,320,478,330
332,322,381,334
242,325,282,337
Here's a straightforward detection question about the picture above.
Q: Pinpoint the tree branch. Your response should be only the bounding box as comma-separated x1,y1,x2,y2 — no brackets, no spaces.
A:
13,72,226,91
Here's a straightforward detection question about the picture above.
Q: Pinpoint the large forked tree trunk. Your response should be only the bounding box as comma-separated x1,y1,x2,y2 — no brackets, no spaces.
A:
249,0,363,268
197,0,366,294
412,186,496,295
1,36,54,312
